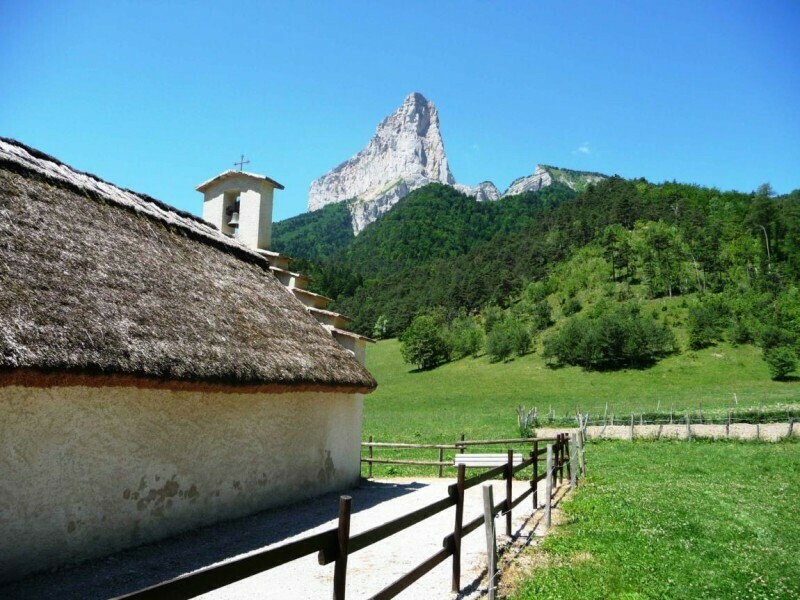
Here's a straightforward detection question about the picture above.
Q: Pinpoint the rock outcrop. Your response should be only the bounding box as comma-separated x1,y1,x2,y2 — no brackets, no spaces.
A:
308,92,454,233
503,165,554,197
454,181,501,202
307,93,608,234
503,165,606,197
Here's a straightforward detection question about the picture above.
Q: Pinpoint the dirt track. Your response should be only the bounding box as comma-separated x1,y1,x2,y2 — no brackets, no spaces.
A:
538,422,798,441
1,475,564,600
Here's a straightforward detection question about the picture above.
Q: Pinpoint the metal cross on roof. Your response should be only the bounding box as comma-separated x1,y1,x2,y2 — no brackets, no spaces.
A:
234,155,250,171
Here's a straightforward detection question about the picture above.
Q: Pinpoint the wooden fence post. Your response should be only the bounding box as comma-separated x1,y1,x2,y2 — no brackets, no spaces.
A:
333,495,352,600
368,435,373,479
545,444,553,530
570,433,578,488
506,449,513,537
452,464,465,593
438,447,444,478
558,434,564,486
554,433,564,486
483,485,497,600
577,429,586,477
532,442,539,508
564,435,572,484
726,410,731,438
788,418,795,439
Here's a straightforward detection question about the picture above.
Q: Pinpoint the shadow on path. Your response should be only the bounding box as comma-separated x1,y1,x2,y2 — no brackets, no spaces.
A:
0,479,427,600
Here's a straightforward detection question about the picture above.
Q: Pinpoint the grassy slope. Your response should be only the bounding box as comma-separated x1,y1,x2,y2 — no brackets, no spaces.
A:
363,338,799,444
508,440,800,600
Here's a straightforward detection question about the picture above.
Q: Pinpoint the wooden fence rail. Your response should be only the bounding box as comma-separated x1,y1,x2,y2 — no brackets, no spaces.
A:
115,435,576,600
361,435,558,478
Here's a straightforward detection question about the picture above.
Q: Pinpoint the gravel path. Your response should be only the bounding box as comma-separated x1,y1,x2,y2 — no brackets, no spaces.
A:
539,422,797,441
1,476,559,600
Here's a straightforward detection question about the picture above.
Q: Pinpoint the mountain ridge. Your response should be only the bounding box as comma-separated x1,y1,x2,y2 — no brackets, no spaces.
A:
307,92,607,233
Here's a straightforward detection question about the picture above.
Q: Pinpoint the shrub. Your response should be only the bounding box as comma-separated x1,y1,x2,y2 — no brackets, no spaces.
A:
486,324,514,363
372,314,389,340
524,279,553,303
543,302,675,369
486,317,532,362
511,321,533,356
728,320,753,346
400,315,449,370
764,346,797,380
481,304,504,334
687,297,729,349
562,297,582,317
531,299,553,332
616,283,635,302
446,316,484,358
760,325,794,350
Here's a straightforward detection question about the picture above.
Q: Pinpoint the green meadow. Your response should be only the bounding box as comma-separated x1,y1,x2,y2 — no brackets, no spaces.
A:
507,440,800,600
363,338,799,444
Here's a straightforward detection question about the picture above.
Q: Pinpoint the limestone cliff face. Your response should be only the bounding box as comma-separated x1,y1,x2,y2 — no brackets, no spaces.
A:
308,92,454,233
307,93,608,234
453,181,501,202
503,165,554,197
503,165,606,197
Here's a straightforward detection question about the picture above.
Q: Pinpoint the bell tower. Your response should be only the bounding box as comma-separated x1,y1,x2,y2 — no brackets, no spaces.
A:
196,169,284,251
196,164,374,366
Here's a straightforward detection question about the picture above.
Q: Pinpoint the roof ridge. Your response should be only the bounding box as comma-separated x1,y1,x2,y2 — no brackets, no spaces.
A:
0,138,271,271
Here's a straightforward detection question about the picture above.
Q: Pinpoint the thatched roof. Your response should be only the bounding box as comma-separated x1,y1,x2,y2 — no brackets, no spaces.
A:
0,138,376,393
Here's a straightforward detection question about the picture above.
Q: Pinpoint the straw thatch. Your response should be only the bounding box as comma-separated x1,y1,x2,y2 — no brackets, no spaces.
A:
0,138,376,393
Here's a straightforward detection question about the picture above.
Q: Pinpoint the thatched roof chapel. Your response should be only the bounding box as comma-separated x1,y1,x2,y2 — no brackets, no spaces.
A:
0,138,376,394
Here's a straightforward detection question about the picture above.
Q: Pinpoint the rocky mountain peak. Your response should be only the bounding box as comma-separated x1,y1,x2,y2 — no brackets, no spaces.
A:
307,93,608,234
308,92,454,233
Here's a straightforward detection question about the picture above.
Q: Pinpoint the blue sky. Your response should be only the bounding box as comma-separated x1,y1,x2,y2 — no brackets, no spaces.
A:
2,1,798,221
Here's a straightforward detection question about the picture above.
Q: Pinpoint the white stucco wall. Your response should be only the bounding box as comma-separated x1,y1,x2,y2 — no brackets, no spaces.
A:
0,386,364,582
332,333,368,366
201,176,276,250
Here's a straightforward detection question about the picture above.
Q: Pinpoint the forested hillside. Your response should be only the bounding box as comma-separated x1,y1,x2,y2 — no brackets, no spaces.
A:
273,182,578,329
271,200,354,261
273,179,800,377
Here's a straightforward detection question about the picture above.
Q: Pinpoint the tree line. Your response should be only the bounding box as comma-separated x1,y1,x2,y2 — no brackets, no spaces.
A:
273,179,800,378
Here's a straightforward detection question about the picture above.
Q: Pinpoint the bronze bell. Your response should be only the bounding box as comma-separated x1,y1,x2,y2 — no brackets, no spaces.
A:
226,197,241,228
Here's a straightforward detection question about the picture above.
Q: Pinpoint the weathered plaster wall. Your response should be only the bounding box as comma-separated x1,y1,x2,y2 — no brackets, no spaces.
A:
0,386,363,582
333,333,368,366
201,177,275,250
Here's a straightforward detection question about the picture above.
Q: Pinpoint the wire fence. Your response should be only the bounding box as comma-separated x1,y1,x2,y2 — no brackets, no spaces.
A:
529,402,800,429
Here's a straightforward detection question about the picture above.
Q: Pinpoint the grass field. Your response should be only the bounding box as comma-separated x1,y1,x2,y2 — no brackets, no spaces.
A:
506,440,800,600
363,338,799,444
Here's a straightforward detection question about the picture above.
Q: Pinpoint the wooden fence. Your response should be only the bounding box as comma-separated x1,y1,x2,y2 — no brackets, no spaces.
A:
113,434,582,600
361,435,558,478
